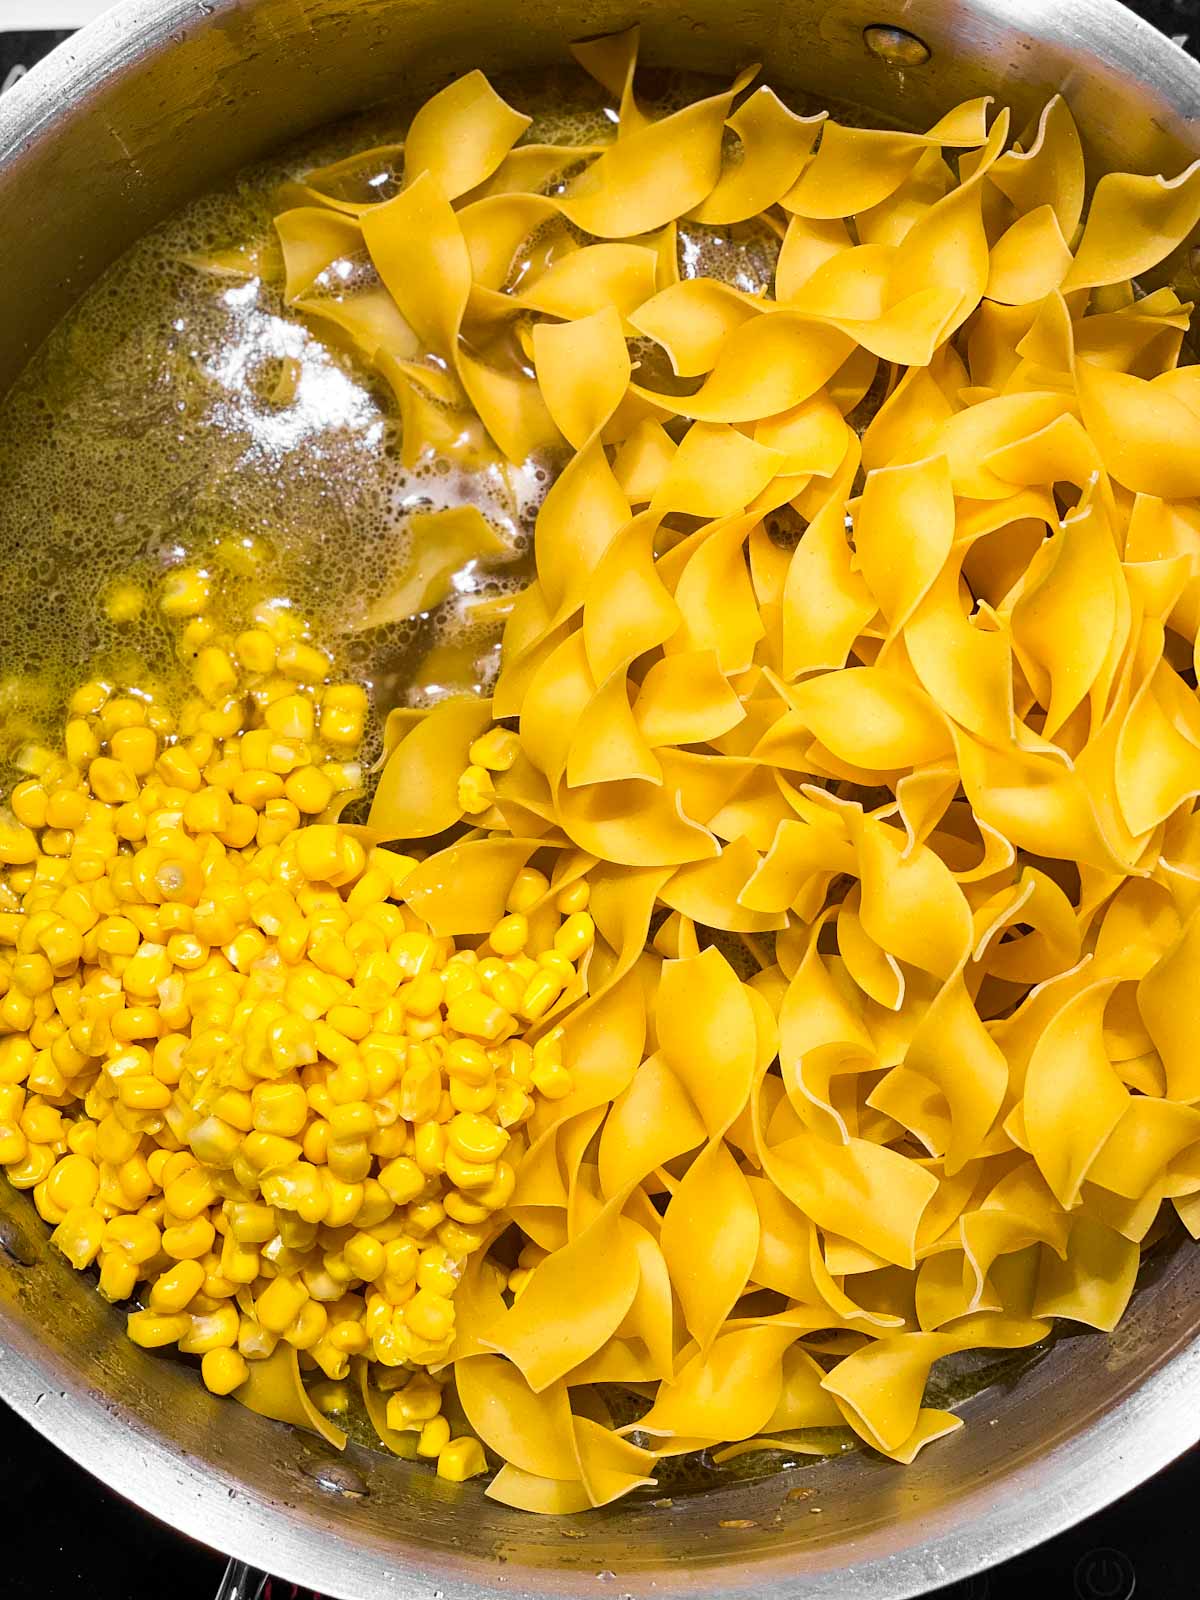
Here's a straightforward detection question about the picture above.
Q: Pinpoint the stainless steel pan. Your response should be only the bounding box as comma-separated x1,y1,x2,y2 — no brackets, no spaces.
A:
1,4,1198,1596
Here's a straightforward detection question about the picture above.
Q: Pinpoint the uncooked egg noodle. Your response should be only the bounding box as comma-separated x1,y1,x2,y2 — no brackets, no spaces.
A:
266,26,1200,1509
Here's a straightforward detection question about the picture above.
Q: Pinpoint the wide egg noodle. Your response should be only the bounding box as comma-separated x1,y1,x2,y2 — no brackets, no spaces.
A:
402,70,532,201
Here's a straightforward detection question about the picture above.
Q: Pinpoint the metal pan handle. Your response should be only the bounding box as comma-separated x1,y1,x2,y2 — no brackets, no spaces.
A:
214,1560,268,1600
214,1560,323,1599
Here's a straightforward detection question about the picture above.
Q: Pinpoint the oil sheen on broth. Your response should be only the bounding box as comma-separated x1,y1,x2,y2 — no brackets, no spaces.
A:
0,63,791,796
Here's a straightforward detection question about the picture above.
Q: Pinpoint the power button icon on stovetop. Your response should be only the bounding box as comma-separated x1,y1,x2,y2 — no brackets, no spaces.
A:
1074,1547,1136,1600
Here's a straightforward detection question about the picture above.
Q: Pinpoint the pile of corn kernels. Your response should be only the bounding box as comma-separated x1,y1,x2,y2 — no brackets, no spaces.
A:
0,566,586,1483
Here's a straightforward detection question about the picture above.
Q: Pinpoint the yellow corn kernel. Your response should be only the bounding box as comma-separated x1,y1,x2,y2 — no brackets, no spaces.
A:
182,786,234,835
325,1100,373,1142
176,1295,239,1352
281,764,333,817
100,697,147,732
506,868,549,914
444,990,510,1044
163,932,206,972
241,1130,303,1173
325,1135,370,1184
224,1201,274,1245
104,581,145,623
456,765,494,816
0,989,35,1033
489,911,531,957
97,1251,139,1301
554,911,595,960
115,1153,154,1206
0,1037,33,1085
474,1160,517,1212
45,1152,99,1212
276,640,329,684
374,1151,424,1205
95,1112,140,1166
352,958,402,1019
386,1372,442,1428
281,1298,327,1352
226,928,267,972
320,683,366,745
231,769,283,812
55,885,99,933
555,878,591,914
299,826,364,887
401,978,442,1026
21,1100,64,1144
538,950,574,981
251,1082,309,1138
62,719,99,769
32,916,82,972
12,953,54,997
215,804,257,851
234,628,276,674
127,1310,190,1348
446,1111,508,1165
399,1057,442,1125
416,1245,457,1299
106,1212,162,1263
443,1189,490,1227
415,1415,451,1458
467,727,519,773
412,1122,446,1178
96,916,140,957
326,1317,369,1357
181,620,216,658
444,1038,492,1088
149,1258,206,1313
88,757,139,805
342,1231,384,1282
257,797,301,847
159,1164,213,1219
193,646,237,705
443,1149,497,1191
145,1147,174,1187
323,1010,368,1054
52,1204,106,1269
115,1074,170,1113
531,1059,573,1100
520,970,565,1021
69,679,111,717
162,1216,216,1260
161,568,210,617
10,781,48,830
255,1274,309,1336
201,1347,249,1395
153,753,202,802
262,693,314,743
121,940,171,998
188,1114,243,1167
66,1118,98,1159
0,817,39,866
437,1437,487,1482
404,1288,454,1343
111,1005,160,1042
449,1070,497,1113
111,725,158,777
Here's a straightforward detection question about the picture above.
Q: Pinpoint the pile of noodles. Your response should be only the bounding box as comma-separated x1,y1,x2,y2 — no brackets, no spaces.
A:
261,27,1200,1511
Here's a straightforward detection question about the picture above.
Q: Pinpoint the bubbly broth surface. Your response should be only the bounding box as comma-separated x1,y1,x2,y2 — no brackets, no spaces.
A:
0,63,837,791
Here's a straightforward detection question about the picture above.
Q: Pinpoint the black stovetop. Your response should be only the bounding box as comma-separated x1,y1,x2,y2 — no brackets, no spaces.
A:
1,7,1199,1598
